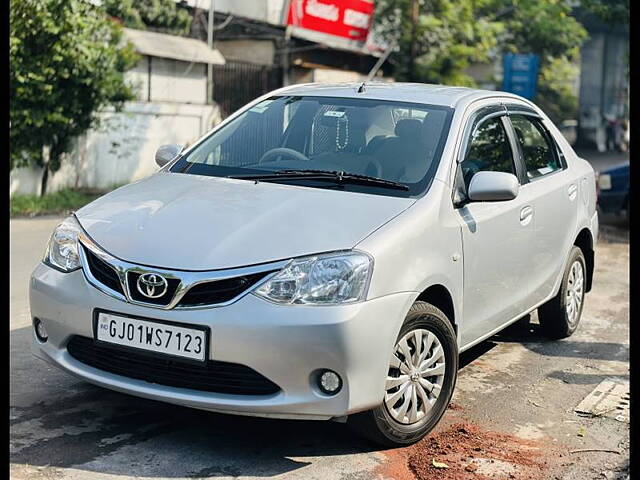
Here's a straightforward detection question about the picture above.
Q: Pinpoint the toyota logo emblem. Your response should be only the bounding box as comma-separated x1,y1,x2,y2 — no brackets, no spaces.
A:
136,273,168,299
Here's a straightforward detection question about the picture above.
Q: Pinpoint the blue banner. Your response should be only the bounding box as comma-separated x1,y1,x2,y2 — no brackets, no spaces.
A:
502,53,540,100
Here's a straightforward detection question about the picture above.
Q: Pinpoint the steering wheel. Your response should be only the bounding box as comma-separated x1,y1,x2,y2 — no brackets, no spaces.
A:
258,147,310,165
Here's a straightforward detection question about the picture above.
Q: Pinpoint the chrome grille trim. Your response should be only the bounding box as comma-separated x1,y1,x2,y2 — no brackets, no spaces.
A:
77,231,286,310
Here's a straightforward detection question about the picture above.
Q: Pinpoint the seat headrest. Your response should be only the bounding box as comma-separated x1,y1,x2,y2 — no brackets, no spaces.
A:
395,118,423,139
421,110,447,141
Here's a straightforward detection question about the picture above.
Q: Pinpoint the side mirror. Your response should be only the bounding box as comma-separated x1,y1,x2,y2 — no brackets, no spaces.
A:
468,171,519,202
155,144,183,168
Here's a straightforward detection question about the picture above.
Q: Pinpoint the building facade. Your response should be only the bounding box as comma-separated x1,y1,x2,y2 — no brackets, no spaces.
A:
10,29,226,196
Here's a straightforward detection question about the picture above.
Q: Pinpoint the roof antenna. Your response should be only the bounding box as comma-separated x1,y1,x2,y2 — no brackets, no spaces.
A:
362,43,396,86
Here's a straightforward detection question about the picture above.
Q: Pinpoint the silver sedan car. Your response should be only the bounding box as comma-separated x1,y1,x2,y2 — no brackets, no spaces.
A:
30,83,598,446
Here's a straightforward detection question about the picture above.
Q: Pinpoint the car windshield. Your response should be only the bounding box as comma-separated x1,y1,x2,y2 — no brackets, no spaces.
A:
170,95,454,197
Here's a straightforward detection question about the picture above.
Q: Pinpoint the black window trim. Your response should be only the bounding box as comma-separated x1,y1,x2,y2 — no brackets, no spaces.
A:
505,112,566,184
452,103,523,208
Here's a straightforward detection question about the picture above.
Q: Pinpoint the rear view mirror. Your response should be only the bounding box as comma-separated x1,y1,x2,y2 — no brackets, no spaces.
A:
155,144,183,168
468,171,519,202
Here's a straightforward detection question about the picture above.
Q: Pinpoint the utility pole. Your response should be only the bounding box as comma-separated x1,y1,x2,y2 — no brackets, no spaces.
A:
408,0,419,81
207,0,214,104
282,0,293,86
283,26,292,86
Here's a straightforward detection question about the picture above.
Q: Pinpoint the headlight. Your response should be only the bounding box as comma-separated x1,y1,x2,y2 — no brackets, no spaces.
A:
254,251,373,305
44,216,83,272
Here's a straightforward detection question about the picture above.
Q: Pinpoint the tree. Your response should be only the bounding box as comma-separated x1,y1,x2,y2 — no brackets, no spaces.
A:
535,56,581,124
494,0,587,60
580,0,629,25
10,0,138,195
374,0,589,123
491,0,588,124
103,0,193,36
374,0,504,85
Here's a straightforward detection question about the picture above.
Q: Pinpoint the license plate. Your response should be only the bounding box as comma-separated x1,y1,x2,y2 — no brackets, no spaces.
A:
96,312,207,362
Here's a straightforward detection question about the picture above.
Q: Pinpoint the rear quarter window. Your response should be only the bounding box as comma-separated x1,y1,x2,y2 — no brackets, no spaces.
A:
510,115,562,180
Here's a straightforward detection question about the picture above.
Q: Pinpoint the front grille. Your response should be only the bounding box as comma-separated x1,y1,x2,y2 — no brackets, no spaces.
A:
67,336,281,396
127,271,181,306
177,272,272,307
83,247,124,295
82,243,274,308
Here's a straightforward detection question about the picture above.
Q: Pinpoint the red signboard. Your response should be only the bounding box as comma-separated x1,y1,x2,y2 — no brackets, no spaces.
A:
287,0,374,43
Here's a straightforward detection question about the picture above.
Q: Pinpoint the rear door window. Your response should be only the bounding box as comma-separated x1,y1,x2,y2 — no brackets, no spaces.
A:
510,115,562,180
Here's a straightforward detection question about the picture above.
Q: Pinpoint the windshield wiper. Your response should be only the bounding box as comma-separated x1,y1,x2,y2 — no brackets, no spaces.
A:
228,169,410,191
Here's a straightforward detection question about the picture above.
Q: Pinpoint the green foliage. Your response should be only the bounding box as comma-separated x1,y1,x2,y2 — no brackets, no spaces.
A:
104,0,192,36
499,0,587,123
10,188,102,217
580,0,629,25
374,0,504,85
535,56,580,124
495,0,588,61
493,0,587,123
10,0,138,174
374,0,589,122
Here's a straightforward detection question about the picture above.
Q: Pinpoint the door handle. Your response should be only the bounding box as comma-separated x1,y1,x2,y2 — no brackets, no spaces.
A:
520,205,534,225
568,184,578,200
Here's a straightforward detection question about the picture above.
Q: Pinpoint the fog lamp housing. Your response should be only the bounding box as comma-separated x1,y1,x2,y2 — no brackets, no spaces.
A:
317,369,342,395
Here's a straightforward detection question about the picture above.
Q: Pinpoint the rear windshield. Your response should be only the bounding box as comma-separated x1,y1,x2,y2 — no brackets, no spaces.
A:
170,96,454,197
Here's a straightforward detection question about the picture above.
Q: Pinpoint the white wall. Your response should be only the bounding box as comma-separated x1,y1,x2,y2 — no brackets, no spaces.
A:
312,67,366,83
182,0,287,25
10,102,221,196
128,56,208,104
149,58,208,104
215,40,276,65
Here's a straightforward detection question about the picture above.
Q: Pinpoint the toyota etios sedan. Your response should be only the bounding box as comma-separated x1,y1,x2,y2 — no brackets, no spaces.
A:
30,83,598,446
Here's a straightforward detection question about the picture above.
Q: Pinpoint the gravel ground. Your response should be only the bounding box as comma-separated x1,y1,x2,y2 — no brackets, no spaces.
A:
10,216,629,480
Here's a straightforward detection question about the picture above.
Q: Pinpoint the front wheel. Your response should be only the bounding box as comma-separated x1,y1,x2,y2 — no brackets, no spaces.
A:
538,246,586,339
349,301,458,447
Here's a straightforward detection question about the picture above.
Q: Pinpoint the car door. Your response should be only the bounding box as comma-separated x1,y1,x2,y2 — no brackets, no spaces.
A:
454,107,538,348
505,109,578,306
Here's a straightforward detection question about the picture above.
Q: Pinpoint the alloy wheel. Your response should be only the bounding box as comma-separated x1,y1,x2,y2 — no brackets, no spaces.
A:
384,329,446,425
565,260,585,327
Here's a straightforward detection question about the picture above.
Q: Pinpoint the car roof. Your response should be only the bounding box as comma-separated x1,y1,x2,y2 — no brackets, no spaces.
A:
274,82,528,109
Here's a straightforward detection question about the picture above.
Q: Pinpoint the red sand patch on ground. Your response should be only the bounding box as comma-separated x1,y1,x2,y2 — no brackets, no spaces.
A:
376,422,563,480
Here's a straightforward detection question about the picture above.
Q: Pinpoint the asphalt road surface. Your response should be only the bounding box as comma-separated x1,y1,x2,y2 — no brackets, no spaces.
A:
10,215,629,480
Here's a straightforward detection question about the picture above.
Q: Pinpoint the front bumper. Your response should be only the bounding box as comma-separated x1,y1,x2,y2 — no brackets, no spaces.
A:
29,263,415,420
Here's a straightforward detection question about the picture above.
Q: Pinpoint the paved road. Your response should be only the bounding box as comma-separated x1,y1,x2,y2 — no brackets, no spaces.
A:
10,216,629,480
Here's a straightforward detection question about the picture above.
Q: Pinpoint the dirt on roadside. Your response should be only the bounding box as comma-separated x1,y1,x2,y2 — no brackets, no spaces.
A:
376,416,565,480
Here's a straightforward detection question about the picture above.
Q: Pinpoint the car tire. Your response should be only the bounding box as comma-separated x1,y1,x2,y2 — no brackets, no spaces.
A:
538,246,586,339
349,301,458,447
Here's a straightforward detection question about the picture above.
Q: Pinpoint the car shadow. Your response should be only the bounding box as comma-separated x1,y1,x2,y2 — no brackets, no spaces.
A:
463,314,629,386
491,314,629,362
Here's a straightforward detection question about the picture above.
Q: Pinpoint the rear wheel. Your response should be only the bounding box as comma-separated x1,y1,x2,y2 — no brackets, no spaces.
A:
538,246,586,339
349,301,458,447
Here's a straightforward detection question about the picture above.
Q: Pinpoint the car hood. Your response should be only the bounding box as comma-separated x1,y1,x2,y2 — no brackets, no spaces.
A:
75,172,414,270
